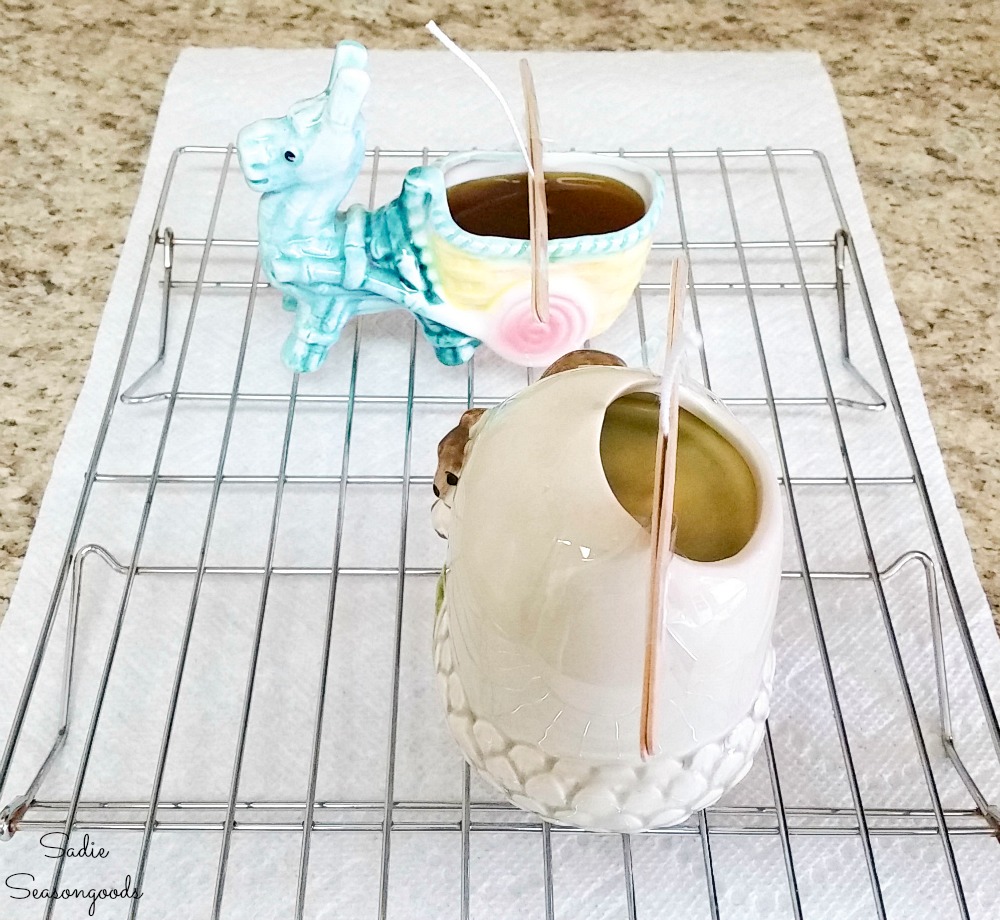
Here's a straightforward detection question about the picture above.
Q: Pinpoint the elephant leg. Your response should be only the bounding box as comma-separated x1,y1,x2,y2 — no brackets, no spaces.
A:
283,293,366,373
415,314,481,367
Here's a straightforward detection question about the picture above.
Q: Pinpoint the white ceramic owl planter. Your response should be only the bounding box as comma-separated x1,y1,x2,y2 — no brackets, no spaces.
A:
432,353,782,832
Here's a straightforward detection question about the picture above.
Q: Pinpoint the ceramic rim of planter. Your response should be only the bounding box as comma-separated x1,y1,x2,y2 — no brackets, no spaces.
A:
414,150,666,261
596,375,781,571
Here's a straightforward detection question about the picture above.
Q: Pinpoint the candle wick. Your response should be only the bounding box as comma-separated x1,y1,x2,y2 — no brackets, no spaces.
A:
425,21,533,176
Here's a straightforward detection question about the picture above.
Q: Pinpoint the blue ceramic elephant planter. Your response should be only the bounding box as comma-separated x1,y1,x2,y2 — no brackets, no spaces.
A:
237,40,664,373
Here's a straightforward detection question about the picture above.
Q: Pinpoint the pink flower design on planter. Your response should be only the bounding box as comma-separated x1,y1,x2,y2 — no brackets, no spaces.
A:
489,288,592,366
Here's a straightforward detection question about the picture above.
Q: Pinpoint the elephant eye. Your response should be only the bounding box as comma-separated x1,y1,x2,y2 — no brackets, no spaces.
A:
284,150,297,162
446,472,459,487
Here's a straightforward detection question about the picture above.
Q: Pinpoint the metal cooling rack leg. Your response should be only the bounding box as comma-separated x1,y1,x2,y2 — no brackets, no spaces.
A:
834,230,850,362
766,151,971,917
0,544,124,841
831,228,886,412
714,150,883,919
815,149,1000,773
0,148,183,822
881,552,1000,831
120,228,175,404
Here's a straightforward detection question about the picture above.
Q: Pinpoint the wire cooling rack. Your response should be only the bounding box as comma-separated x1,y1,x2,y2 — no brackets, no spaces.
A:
1,146,998,920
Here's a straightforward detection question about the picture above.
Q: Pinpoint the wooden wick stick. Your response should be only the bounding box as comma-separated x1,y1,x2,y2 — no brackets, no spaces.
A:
640,256,688,760
519,59,549,324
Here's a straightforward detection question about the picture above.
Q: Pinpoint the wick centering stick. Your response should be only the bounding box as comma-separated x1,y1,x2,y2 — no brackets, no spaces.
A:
519,59,550,325
640,255,688,760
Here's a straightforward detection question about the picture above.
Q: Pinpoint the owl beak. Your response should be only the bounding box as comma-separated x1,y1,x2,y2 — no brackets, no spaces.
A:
431,498,452,539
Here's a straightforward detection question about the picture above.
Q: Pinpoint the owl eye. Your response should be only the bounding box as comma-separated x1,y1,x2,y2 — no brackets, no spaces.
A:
284,150,297,162
446,472,459,487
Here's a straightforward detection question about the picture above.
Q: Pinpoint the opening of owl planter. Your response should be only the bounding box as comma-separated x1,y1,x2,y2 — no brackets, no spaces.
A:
433,361,782,833
600,391,760,562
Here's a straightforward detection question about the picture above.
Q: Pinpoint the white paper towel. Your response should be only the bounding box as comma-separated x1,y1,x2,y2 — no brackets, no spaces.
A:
0,49,998,919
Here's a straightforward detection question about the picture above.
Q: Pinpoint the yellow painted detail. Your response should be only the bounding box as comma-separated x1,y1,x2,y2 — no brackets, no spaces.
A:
429,236,525,312
428,233,651,326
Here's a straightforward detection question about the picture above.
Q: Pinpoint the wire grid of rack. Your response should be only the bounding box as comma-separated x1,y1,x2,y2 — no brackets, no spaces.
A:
1,145,999,919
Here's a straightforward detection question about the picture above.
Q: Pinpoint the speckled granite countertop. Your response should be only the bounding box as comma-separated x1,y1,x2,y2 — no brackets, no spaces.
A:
1,2,997,623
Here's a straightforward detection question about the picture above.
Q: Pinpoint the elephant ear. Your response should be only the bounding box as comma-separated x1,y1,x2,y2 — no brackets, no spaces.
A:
287,42,369,132
329,40,368,87
287,94,326,131
324,66,371,127
324,41,370,128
